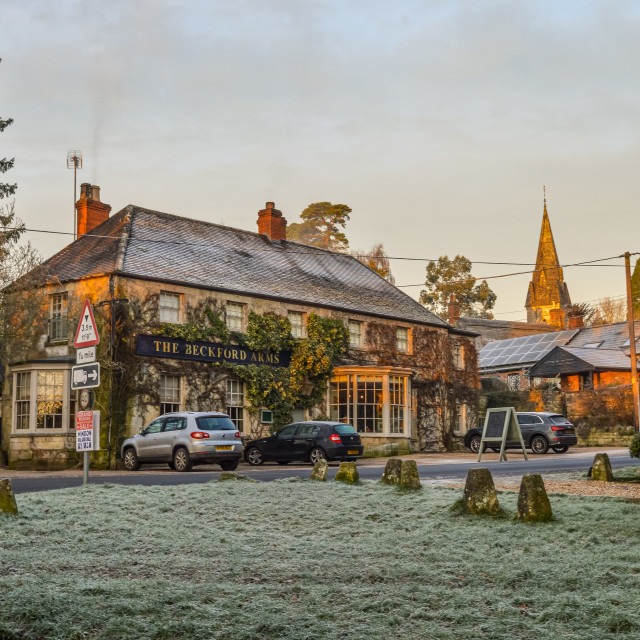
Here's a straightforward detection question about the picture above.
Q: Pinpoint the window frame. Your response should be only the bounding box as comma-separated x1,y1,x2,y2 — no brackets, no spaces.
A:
396,327,410,353
48,292,68,342
225,302,245,332
329,367,412,438
288,311,306,339
11,365,73,434
454,403,467,435
452,344,465,370
226,377,245,432
348,320,364,349
158,291,182,324
159,373,182,414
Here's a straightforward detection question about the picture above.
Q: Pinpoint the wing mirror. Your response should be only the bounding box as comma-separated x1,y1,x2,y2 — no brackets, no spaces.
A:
139,428,146,436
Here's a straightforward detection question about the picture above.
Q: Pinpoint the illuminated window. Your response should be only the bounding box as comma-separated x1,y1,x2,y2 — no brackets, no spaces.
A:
159,292,181,323
36,371,64,429
330,370,411,436
226,302,244,331
15,372,31,431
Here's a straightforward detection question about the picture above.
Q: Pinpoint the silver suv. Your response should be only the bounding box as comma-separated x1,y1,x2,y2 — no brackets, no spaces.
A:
121,412,243,472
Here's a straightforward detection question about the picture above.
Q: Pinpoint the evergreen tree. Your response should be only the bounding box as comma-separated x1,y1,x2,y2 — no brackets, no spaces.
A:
287,202,351,251
632,257,640,319
419,255,496,319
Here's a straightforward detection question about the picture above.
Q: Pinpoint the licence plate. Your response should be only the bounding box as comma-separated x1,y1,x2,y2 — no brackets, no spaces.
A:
216,445,233,451
347,449,359,455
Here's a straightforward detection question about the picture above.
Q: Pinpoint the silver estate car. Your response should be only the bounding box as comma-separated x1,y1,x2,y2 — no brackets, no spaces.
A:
121,412,243,472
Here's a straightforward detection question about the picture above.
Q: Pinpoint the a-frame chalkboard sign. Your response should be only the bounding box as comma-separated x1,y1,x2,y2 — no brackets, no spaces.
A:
477,407,528,462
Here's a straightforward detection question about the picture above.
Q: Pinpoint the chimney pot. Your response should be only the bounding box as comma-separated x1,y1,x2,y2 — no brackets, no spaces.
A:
266,201,275,209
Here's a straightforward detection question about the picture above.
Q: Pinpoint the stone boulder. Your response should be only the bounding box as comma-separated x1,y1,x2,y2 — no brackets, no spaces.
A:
461,468,500,515
310,460,329,482
219,472,254,482
591,453,614,482
517,474,553,523
400,460,422,491
381,459,402,486
335,462,359,484
0,479,18,515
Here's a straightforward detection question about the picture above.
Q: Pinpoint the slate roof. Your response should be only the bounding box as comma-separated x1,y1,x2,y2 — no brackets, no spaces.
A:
37,205,452,329
528,346,633,378
566,320,640,351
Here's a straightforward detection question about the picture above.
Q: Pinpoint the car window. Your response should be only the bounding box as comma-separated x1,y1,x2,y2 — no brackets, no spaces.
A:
278,424,298,437
145,418,164,434
517,415,532,425
334,424,357,435
163,417,186,432
530,415,544,424
297,424,316,436
195,416,236,431
549,415,569,425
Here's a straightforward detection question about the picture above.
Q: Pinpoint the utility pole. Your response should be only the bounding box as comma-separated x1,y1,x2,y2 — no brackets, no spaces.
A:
97,295,129,469
624,252,639,433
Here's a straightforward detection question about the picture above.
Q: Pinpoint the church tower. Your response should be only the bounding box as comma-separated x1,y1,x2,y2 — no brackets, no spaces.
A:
525,193,572,327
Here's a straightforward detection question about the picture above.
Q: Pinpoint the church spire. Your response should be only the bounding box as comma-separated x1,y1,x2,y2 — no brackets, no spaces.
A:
525,191,572,326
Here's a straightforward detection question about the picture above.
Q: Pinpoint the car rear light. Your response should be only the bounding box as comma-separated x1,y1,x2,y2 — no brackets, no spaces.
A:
235,431,241,439
190,431,210,439
550,426,564,431
329,433,341,443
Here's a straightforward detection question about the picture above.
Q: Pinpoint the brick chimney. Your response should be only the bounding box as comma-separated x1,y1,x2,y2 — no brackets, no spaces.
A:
76,183,111,238
549,308,565,328
257,202,287,242
448,294,461,326
567,314,584,329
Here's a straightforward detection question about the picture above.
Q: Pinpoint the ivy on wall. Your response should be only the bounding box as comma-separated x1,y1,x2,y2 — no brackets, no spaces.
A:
150,305,349,429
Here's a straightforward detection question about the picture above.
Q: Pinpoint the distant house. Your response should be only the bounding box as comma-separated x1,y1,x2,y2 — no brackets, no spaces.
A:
528,321,640,391
480,320,640,391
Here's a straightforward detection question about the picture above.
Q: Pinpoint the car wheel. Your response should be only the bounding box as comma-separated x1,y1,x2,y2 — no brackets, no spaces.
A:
219,459,239,471
173,447,192,472
123,448,140,471
309,447,327,464
468,435,482,454
552,445,569,454
245,447,264,466
530,435,549,454
276,461,290,465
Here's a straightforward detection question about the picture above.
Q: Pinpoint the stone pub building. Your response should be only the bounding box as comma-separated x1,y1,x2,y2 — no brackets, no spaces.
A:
1,185,479,468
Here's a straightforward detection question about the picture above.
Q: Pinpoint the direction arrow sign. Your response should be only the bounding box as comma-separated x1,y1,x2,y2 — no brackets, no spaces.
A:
71,362,101,390
74,300,100,348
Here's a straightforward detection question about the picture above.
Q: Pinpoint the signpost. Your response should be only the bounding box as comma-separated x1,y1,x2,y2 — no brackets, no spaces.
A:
73,300,101,484
477,407,528,462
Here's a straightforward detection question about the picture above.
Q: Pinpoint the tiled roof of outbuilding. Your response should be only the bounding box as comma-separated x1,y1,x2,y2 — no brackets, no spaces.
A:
38,206,451,328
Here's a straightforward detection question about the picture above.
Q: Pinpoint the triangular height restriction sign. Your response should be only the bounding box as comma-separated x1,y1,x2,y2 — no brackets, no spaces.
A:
74,300,100,348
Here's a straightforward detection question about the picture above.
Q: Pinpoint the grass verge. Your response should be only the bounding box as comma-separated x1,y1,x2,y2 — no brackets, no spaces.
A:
1,479,640,639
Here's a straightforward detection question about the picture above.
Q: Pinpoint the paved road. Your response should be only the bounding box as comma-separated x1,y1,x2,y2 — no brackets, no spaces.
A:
7,449,640,494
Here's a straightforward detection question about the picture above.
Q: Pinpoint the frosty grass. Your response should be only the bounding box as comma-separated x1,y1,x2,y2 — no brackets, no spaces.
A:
1,476,640,640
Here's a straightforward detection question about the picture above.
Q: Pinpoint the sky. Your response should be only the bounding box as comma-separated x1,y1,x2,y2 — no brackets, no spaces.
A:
3,0,640,321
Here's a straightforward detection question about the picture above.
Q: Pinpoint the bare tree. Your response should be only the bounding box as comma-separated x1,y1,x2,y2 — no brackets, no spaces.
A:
352,243,395,284
591,297,627,326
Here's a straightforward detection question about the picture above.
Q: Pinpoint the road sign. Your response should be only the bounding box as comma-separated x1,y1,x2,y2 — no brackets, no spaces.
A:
71,362,100,390
74,300,100,348
76,410,100,451
76,346,96,364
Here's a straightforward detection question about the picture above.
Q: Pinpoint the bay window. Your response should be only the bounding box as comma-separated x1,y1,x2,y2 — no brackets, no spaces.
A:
329,367,411,437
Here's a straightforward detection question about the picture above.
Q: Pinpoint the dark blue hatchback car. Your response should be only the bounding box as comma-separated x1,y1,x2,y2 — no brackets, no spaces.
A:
244,421,364,465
